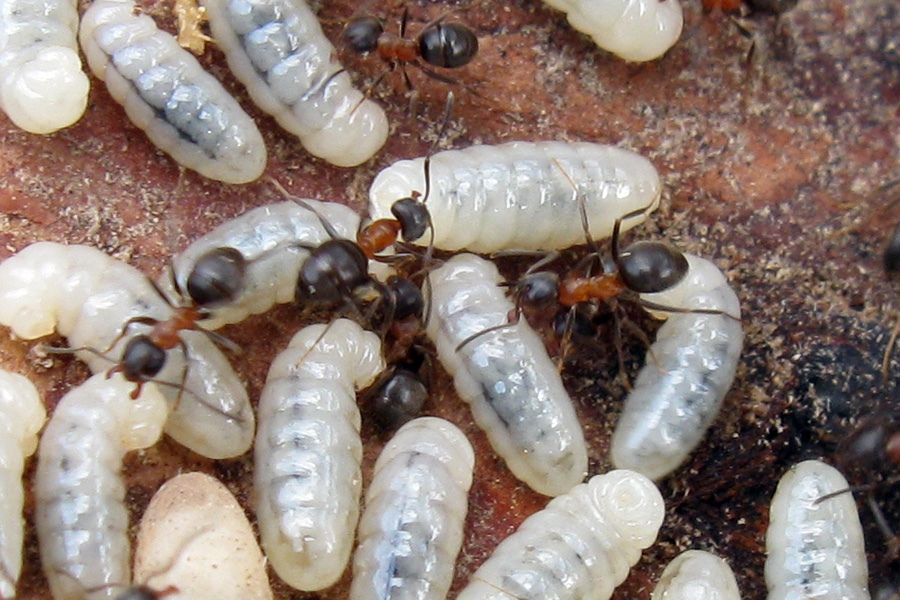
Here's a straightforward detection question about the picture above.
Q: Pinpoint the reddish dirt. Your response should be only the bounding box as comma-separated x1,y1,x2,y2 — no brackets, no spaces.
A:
2,0,899,598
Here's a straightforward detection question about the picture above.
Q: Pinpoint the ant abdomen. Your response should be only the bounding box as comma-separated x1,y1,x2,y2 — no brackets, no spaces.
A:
418,22,478,68
185,247,246,307
296,239,370,304
617,241,689,294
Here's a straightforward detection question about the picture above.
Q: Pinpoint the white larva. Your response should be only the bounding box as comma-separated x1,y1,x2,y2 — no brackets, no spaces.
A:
0,0,90,133
368,141,661,253
765,459,870,600
540,0,683,63
351,416,475,600
201,0,388,167
456,469,665,600
169,200,361,330
255,318,385,591
0,242,254,459
0,369,45,600
651,550,741,600
425,253,588,497
610,254,743,481
78,0,267,184
35,372,168,600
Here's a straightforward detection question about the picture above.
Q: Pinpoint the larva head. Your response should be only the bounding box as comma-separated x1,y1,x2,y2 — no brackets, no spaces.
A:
122,336,167,381
186,247,247,306
588,470,664,549
370,369,428,432
296,239,370,304
391,198,430,243
419,23,479,68
344,17,383,53
618,241,688,293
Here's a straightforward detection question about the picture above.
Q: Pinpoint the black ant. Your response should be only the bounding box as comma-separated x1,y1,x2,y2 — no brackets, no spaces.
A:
341,5,478,100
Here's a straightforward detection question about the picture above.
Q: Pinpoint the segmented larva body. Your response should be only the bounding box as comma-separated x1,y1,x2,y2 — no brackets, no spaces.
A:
0,370,45,600
201,0,388,167
368,141,661,253
0,242,254,459
0,0,89,133
351,417,475,600
610,254,743,481
540,0,683,62
457,470,665,600
651,550,741,600
35,372,168,600
255,319,385,591
78,0,267,184
765,460,869,600
426,253,588,497
170,200,360,330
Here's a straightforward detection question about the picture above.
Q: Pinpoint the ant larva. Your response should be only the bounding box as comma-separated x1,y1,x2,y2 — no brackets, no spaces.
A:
0,241,253,459
537,0,683,62
650,550,741,600
350,417,474,600
79,0,267,183
254,319,385,592
342,7,479,82
368,141,662,253
765,460,869,600
456,470,665,600
0,370,45,600
425,252,588,497
200,0,388,167
35,373,169,600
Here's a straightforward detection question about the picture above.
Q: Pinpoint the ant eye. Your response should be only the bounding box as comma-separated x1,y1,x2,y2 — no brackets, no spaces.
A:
123,336,166,380
519,272,559,308
418,23,478,68
618,241,688,293
387,276,425,321
343,17,383,53
390,198,429,242
187,247,247,306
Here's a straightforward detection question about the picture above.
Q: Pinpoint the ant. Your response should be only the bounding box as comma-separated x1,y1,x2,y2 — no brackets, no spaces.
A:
341,5,478,102
55,248,246,401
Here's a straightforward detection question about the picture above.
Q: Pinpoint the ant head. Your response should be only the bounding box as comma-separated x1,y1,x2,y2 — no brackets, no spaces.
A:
617,241,688,293
517,272,559,309
344,16,383,53
387,275,425,321
186,247,246,306
418,22,478,68
884,221,900,274
296,239,370,304
370,368,427,432
391,197,430,243
122,335,167,381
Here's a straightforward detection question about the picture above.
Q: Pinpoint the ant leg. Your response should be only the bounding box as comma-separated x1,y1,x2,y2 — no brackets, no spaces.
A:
99,315,159,355
455,309,523,353
266,177,343,240
882,316,900,380
638,298,743,323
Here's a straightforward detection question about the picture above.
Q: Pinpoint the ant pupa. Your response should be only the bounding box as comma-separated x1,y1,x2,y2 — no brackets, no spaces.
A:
350,417,474,600
35,372,169,600
254,319,385,591
0,370,45,600
134,472,272,600
368,141,662,253
199,0,389,167
765,460,869,600
0,241,254,459
456,470,665,600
